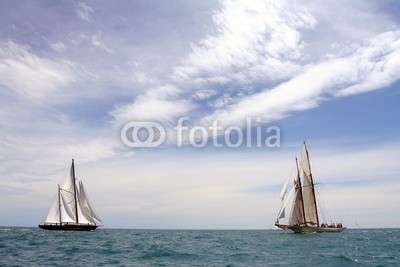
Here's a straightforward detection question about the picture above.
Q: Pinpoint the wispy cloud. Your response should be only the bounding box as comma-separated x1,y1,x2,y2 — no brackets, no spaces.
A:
199,30,400,127
91,34,114,54
76,2,94,22
0,136,120,176
111,85,193,126
0,41,76,101
50,42,66,53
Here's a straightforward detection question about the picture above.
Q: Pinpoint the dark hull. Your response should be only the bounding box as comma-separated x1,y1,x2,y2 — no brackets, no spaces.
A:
38,224,98,231
288,225,345,233
275,223,345,233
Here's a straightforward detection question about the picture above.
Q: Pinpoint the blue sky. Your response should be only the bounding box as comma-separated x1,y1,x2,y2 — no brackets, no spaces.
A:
1,0,399,229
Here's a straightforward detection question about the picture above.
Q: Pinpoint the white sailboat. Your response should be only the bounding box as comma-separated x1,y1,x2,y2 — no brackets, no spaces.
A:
39,159,102,231
275,142,345,233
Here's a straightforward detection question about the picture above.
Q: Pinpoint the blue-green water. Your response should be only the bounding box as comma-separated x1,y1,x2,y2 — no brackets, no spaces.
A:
0,227,399,266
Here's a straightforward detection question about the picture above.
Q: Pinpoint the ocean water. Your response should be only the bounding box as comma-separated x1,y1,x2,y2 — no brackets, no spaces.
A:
0,227,399,266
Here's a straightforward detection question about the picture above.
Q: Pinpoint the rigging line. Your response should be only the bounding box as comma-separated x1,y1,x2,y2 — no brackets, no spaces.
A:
321,182,342,223
300,183,320,188
315,187,329,223
60,188,74,195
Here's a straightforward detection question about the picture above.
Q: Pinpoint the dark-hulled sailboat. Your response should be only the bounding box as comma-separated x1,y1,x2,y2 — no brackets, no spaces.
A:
275,142,345,233
39,159,102,231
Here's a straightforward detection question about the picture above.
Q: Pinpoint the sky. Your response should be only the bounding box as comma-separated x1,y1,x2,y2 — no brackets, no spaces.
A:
0,0,399,229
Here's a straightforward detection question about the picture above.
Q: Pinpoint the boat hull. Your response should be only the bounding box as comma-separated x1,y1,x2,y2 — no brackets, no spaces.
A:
275,223,290,230
38,224,98,231
275,223,345,233
288,225,345,233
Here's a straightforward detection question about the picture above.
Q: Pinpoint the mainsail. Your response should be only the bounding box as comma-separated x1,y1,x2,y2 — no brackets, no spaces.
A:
299,143,319,226
42,159,102,227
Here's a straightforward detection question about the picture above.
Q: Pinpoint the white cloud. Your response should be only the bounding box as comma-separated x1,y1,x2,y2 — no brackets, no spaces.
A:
110,0,318,127
0,41,76,101
0,136,120,176
111,85,193,126
172,0,316,86
91,34,114,54
50,42,66,53
76,2,94,22
199,30,400,128
109,1,400,136
335,31,400,97
194,89,217,100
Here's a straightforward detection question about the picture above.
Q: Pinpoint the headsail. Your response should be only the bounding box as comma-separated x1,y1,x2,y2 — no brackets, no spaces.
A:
277,185,296,220
44,192,60,224
280,176,290,201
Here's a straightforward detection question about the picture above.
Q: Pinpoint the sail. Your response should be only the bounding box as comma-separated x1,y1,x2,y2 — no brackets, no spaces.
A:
299,143,318,225
78,181,102,224
57,162,78,222
280,176,290,201
44,193,60,224
60,192,76,222
277,186,295,220
288,180,305,225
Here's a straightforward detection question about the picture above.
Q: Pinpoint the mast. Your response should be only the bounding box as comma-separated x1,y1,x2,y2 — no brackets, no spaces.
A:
58,185,62,225
71,159,79,224
303,141,319,226
296,157,306,225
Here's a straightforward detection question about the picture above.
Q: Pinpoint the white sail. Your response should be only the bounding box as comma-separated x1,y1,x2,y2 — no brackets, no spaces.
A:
277,186,295,220
288,180,305,225
80,181,102,223
299,143,318,225
280,176,290,201
60,192,76,222
77,181,102,224
58,163,78,222
77,201,94,224
44,193,60,224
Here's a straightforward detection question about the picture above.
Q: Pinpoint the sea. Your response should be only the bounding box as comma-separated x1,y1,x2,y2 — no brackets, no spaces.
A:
0,227,399,266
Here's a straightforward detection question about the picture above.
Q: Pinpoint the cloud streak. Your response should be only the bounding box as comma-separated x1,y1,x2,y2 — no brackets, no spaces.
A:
199,30,400,127
0,41,76,101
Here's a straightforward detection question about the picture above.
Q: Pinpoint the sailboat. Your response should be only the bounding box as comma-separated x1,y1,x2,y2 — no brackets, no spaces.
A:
275,142,345,233
39,159,103,231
